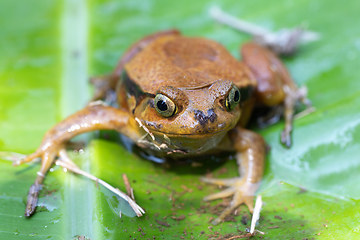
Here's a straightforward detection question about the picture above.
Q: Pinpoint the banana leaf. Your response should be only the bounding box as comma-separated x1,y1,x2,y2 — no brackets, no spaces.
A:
0,0,359,239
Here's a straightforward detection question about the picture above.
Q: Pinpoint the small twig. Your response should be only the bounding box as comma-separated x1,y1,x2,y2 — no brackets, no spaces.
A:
294,106,316,120
58,149,79,168
137,139,162,151
55,157,145,217
209,6,320,55
255,229,265,235
210,6,269,36
4,151,145,217
250,195,263,234
88,100,108,107
226,233,253,240
122,174,135,200
135,117,155,141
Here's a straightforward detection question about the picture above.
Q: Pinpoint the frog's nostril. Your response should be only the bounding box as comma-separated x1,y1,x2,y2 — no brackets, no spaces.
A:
207,109,217,123
194,109,217,126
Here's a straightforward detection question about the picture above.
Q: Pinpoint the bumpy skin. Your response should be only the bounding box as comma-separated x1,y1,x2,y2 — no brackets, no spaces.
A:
18,30,303,224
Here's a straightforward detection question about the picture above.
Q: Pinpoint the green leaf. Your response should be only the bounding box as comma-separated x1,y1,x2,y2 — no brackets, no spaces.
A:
1,0,360,239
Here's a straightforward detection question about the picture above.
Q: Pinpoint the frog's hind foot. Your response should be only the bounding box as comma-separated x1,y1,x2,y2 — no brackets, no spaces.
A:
201,177,257,225
281,85,311,148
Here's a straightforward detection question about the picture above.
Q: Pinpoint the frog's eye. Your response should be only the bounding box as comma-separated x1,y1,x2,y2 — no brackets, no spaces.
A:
225,86,241,111
154,94,177,117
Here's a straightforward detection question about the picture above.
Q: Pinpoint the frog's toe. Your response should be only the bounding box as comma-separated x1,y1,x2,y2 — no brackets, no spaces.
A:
202,177,258,225
211,189,255,225
12,151,41,166
203,187,235,201
281,128,292,148
25,182,42,217
211,203,238,225
200,177,239,187
201,177,240,201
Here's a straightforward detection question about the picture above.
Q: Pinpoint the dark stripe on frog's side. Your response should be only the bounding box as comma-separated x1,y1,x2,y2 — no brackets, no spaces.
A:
239,85,254,103
121,70,155,113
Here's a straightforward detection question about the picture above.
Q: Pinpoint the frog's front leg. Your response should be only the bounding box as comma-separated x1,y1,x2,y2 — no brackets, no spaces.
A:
241,42,309,147
201,127,265,225
15,103,132,217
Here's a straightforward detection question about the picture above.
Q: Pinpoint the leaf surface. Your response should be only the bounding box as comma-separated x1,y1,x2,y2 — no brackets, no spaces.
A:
1,0,359,239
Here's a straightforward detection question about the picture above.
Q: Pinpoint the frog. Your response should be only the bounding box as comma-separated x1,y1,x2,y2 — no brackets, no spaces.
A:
15,29,307,225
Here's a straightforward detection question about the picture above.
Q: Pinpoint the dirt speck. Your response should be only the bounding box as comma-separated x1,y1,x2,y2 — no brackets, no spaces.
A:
171,215,186,221
218,167,228,174
241,215,249,225
156,219,170,227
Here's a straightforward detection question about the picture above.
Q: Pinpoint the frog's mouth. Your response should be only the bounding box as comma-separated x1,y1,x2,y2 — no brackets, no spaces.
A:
137,128,230,155
150,129,228,137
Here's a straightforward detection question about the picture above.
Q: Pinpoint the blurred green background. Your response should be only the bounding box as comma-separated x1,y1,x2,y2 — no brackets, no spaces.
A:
0,0,360,239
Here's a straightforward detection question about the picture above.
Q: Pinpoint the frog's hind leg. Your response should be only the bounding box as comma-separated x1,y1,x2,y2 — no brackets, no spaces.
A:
241,42,310,147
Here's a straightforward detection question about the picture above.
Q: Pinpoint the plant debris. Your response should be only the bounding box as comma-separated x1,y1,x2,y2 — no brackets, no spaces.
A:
156,219,171,227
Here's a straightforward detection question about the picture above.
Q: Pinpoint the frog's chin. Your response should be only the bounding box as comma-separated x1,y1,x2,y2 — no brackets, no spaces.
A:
149,129,230,155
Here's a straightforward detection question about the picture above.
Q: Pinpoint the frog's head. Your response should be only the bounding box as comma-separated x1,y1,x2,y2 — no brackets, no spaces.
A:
133,79,243,154
121,35,257,154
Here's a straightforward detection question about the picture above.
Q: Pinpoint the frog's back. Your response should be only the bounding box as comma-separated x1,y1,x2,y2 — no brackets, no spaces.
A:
124,35,256,94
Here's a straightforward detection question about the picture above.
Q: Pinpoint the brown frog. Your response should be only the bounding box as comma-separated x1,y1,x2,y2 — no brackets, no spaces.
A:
16,29,306,225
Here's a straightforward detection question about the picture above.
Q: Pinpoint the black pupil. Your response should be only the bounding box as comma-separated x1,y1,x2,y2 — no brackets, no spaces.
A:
157,100,168,111
234,90,240,102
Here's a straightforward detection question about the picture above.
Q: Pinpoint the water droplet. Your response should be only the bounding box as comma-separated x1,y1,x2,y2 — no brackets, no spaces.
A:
51,217,61,224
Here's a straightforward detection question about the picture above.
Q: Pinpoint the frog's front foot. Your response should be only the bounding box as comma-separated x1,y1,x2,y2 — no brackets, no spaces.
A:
201,177,258,225
14,146,62,217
